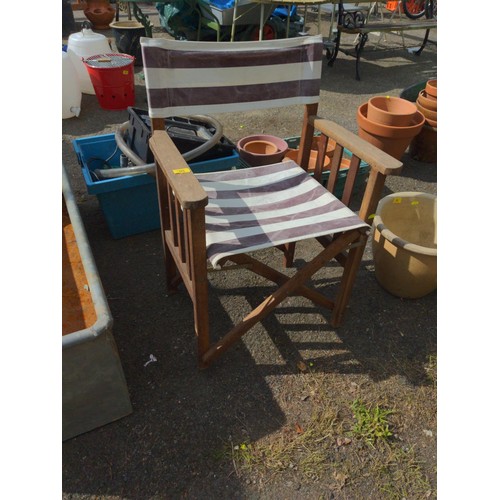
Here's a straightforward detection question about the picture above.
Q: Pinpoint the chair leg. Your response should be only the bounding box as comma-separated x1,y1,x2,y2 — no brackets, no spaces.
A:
164,242,182,294
194,280,210,369
187,208,211,369
282,242,296,268
331,234,368,327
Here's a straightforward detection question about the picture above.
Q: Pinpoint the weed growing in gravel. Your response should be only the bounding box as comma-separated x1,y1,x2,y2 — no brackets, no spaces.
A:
350,399,394,445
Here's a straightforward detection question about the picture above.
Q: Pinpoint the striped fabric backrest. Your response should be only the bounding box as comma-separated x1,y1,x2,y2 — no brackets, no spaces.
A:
140,36,323,118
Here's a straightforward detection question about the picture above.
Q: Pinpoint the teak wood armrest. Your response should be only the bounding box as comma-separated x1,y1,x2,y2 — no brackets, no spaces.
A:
311,117,403,176
149,130,208,211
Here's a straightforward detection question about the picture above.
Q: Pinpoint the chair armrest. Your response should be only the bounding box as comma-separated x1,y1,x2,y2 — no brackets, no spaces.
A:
311,117,403,176
149,130,208,210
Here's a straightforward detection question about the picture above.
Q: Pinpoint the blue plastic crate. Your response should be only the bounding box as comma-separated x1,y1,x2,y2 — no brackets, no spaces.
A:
73,134,241,239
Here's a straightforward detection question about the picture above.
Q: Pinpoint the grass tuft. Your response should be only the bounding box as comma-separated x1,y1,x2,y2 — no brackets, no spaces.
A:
350,399,394,445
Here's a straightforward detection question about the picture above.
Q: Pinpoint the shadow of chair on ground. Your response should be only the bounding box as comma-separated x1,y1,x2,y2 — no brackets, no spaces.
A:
62,209,287,499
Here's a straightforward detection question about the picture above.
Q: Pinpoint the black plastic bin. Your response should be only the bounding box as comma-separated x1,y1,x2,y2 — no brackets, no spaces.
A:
127,107,236,164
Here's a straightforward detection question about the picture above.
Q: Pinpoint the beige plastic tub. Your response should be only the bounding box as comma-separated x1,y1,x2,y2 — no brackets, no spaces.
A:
372,192,437,298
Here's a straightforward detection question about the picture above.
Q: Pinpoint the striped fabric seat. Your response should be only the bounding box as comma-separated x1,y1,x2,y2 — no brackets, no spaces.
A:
141,35,367,269
140,35,323,117
196,161,369,268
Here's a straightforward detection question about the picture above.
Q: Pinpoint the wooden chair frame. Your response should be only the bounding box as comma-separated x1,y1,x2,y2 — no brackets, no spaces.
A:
145,39,402,369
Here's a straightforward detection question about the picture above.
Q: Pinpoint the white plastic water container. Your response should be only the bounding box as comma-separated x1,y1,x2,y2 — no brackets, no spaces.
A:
62,51,82,119
67,27,111,94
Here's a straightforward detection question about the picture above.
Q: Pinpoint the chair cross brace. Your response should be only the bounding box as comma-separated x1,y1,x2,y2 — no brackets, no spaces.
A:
199,228,366,367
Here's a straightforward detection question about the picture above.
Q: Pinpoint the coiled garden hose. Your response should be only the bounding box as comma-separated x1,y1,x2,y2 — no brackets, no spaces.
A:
95,115,224,179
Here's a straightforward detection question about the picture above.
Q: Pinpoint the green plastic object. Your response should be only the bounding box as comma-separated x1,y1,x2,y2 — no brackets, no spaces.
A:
399,80,427,103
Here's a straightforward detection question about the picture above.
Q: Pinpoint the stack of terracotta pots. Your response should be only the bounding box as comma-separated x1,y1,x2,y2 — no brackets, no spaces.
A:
357,95,425,160
410,79,437,162
237,134,288,167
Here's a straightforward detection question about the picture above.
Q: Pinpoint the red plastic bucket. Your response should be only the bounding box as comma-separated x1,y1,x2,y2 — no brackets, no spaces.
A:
83,53,135,110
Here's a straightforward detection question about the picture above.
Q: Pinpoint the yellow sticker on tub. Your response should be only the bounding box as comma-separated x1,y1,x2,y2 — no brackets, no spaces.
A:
173,168,191,174
393,197,402,204
123,70,129,75
411,201,420,206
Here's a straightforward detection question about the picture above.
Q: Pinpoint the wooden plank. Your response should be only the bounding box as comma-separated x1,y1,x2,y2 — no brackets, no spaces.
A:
326,144,344,194
341,154,360,206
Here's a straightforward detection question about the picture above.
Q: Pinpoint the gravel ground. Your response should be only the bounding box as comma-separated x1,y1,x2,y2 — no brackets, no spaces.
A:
61,3,438,499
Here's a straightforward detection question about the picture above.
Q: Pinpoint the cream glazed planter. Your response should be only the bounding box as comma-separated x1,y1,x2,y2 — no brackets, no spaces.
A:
372,192,437,299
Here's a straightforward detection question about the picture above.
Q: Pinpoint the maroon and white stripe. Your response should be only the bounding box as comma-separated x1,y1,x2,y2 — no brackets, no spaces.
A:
140,36,323,117
196,163,369,268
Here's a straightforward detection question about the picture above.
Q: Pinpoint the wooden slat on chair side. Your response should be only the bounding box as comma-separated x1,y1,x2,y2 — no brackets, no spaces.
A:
312,133,329,183
312,118,403,176
303,118,404,327
326,143,345,195
149,130,208,304
311,117,403,223
303,117,404,276
341,155,361,206
150,131,211,366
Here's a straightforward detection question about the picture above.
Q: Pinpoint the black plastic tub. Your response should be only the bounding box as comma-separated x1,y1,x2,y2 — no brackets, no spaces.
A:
127,107,236,164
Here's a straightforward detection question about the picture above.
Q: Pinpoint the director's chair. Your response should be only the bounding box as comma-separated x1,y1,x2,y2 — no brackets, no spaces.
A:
140,35,402,368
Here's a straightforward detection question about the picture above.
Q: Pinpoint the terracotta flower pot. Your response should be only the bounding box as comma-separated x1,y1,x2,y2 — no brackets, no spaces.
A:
357,103,425,160
284,148,331,173
415,100,437,122
84,0,116,30
243,140,278,155
417,90,437,111
237,134,288,167
367,96,418,127
410,123,437,163
425,79,437,99
425,117,437,128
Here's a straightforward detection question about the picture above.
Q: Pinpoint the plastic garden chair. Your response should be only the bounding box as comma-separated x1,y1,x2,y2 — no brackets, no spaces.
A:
140,35,403,368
